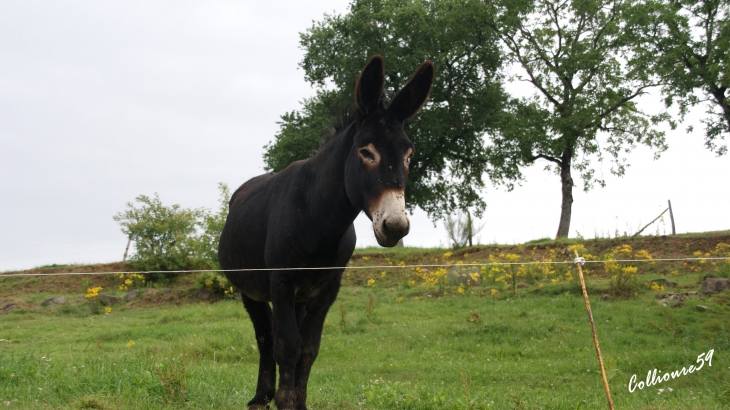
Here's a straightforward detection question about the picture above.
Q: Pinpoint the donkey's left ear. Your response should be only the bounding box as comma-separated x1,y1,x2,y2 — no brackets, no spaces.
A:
388,60,434,121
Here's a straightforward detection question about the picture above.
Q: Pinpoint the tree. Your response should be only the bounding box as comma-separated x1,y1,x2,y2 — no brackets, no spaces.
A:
444,210,485,248
629,0,730,155
484,0,671,238
263,0,507,220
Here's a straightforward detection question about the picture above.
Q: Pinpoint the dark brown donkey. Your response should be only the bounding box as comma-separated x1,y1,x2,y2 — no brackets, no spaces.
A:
218,55,433,410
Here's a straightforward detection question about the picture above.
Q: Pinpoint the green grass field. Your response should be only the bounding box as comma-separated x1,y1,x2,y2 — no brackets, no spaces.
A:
2,234,730,409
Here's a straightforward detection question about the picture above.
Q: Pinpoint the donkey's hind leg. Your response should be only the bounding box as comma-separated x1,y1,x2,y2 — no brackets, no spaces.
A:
242,295,276,409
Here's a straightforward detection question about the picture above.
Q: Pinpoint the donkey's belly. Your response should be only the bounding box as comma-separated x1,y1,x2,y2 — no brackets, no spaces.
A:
294,271,342,303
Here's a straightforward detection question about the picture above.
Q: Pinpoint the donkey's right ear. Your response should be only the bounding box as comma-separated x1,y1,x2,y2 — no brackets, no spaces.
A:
354,55,385,116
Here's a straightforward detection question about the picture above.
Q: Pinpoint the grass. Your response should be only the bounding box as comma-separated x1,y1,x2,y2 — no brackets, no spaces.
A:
2,232,730,409
1,278,730,409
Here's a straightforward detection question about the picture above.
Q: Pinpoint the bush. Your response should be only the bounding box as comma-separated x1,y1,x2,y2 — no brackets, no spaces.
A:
113,184,230,282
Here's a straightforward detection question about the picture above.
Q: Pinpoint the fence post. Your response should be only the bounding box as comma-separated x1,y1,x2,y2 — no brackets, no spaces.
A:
668,200,676,235
573,249,614,410
122,237,132,262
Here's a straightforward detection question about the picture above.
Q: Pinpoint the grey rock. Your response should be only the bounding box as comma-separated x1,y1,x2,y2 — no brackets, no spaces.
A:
41,296,66,307
696,305,709,311
124,290,139,301
448,266,481,285
701,278,730,294
196,288,212,301
98,294,123,305
142,288,158,296
601,294,611,301
3,303,20,312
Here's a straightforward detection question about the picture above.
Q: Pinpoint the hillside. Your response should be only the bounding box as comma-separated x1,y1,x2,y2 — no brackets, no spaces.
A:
1,230,729,300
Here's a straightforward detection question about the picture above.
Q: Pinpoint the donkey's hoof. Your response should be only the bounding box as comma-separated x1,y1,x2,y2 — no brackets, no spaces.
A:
274,390,297,410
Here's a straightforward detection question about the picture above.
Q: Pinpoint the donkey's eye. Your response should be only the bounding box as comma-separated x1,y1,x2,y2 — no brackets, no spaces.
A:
359,149,376,161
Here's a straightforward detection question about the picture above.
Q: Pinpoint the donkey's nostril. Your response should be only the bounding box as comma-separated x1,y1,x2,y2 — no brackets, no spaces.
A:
382,217,409,238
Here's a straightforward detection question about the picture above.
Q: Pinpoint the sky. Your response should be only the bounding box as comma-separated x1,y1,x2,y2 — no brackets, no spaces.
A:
1,1,728,272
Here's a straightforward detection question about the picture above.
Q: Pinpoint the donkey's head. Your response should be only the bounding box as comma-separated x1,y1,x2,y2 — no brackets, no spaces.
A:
345,55,434,247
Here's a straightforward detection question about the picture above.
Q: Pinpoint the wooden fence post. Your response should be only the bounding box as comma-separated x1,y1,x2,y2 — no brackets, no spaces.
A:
122,237,132,262
668,200,676,235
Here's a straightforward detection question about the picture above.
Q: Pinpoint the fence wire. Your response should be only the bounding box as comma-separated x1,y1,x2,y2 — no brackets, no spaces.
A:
1,257,728,278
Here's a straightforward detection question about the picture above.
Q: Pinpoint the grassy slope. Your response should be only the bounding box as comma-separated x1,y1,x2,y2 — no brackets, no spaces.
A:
1,231,730,409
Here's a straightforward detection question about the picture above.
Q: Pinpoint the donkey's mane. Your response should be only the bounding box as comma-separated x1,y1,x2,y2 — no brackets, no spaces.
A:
313,96,387,155
314,104,357,154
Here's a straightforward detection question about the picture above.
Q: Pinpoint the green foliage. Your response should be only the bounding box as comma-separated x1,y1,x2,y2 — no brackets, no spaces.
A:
264,0,507,220
113,183,230,280
628,0,730,155
197,272,235,298
153,356,188,405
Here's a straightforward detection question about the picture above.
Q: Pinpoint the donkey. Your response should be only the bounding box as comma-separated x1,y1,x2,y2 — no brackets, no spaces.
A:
218,55,434,410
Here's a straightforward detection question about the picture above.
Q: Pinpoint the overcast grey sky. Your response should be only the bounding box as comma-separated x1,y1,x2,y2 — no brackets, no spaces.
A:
1,1,728,272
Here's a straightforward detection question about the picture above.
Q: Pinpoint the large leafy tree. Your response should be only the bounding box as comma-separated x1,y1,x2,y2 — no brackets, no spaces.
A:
264,0,507,220
485,0,671,238
629,0,730,155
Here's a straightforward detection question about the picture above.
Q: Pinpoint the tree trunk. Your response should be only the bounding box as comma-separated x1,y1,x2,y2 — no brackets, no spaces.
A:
555,162,574,239
467,210,473,247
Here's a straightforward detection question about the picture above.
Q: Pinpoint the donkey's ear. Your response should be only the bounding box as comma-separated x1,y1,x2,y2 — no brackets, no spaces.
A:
388,60,434,121
355,55,385,116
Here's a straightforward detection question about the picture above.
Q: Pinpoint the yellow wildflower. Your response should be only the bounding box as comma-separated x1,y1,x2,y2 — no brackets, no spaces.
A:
367,278,375,287
85,286,103,299
126,340,135,348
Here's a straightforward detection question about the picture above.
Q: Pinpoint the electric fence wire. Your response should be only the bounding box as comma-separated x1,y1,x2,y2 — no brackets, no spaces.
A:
1,257,729,278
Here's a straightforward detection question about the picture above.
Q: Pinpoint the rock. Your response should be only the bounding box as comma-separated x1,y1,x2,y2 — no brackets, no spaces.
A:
124,290,139,301
601,294,611,301
196,288,212,301
142,288,158,296
98,294,122,305
448,266,481,285
701,278,730,294
696,305,709,311
3,303,20,312
41,296,66,307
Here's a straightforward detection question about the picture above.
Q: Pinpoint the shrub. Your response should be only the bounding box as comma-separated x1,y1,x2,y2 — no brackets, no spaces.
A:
113,183,230,282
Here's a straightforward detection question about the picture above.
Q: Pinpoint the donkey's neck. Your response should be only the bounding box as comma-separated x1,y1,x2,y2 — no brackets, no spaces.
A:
301,124,361,231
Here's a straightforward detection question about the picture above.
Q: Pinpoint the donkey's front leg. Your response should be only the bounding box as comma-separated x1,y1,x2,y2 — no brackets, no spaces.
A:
294,274,341,410
271,272,302,410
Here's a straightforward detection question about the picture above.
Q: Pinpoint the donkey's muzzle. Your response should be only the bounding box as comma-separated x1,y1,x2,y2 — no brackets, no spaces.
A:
370,190,410,247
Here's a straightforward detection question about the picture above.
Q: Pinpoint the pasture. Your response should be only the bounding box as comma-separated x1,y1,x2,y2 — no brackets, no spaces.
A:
1,233,730,409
